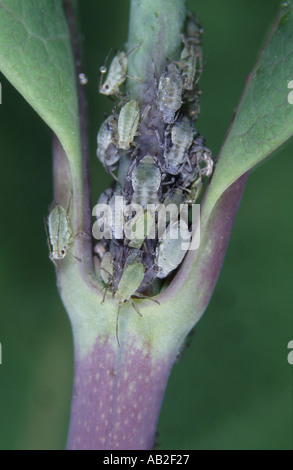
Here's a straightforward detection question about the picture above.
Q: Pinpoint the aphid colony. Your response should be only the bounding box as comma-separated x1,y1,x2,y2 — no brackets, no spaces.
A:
95,13,213,299
95,13,213,310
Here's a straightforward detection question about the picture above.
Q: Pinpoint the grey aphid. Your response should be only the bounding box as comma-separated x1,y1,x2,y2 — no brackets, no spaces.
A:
157,63,184,124
97,115,120,172
131,155,161,208
164,116,194,175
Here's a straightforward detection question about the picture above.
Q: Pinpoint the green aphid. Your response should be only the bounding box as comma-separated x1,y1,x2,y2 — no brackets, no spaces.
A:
47,202,85,263
118,100,140,150
114,253,145,345
180,35,203,90
99,51,128,96
181,44,197,90
99,43,142,96
131,155,161,208
181,12,203,89
155,221,191,279
125,211,155,248
48,204,72,262
101,251,159,345
100,251,114,285
115,253,145,306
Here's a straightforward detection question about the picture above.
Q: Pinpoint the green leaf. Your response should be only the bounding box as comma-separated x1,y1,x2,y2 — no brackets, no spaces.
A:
0,0,80,169
203,3,293,220
157,4,293,335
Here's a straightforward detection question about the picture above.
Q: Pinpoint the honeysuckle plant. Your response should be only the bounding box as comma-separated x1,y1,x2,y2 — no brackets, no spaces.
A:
0,0,293,450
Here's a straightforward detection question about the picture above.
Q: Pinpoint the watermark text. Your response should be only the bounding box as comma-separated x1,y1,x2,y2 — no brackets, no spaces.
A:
288,340,293,365
287,80,293,104
92,197,200,251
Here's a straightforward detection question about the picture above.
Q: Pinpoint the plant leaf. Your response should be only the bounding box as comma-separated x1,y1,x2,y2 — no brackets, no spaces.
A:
203,3,293,219
158,4,293,333
0,0,80,167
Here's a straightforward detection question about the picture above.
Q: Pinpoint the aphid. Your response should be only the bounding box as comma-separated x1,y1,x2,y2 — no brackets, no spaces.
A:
131,155,161,208
180,42,198,90
47,204,73,262
99,251,115,303
182,87,201,122
118,100,140,150
113,252,160,345
179,22,203,90
47,202,85,263
96,188,113,207
94,188,123,240
100,251,114,285
96,115,120,172
178,160,198,189
184,177,203,204
94,240,107,260
163,187,186,209
155,220,191,279
164,116,194,175
114,252,145,345
115,253,145,307
185,11,204,47
178,134,206,187
157,62,184,124
199,149,214,178
161,187,186,225
94,189,112,241
124,210,155,248
99,43,142,96
99,51,127,96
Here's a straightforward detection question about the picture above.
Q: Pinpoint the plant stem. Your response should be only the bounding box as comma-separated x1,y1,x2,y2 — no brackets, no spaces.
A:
127,0,186,100
66,335,175,450
65,0,187,450
59,0,93,275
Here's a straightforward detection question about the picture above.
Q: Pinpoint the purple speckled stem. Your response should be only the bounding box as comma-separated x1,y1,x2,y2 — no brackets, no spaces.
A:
66,336,174,450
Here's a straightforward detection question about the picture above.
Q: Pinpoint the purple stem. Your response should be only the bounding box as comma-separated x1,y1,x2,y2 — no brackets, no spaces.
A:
66,335,175,450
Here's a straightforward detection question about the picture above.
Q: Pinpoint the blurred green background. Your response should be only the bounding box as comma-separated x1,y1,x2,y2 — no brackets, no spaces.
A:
0,0,292,450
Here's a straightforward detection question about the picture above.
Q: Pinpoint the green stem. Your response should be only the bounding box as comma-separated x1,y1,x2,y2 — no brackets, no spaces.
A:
127,0,186,100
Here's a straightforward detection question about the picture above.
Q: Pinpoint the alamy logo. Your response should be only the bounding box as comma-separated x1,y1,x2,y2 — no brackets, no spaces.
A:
0,343,2,365
92,197,200,251
287,80,293,104
287,340,293,365
0,82,2,104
